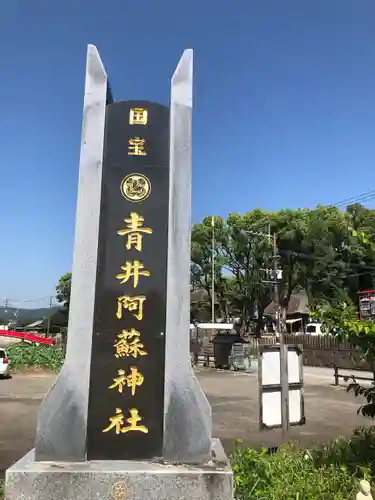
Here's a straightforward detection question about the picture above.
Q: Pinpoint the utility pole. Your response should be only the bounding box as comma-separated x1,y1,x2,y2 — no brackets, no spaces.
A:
240,226,273,334
273,233,281,336
46,295,53,337
272,233,289,436
244,228,289,435
4,299,10,327
211,216,215,325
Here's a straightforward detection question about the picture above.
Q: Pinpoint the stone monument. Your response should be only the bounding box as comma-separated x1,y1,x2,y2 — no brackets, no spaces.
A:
4,45,233,500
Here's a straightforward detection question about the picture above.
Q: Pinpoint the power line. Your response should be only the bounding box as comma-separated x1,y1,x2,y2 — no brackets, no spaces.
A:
245,270,375,289
333,189,375,208
278,249,375,269
4,191,375,308
21,296,55,304
311,270,375,284
1,295,58,309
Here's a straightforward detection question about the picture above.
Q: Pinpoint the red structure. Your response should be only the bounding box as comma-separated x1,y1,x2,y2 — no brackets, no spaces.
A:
359,290,375,322
0,330,55,345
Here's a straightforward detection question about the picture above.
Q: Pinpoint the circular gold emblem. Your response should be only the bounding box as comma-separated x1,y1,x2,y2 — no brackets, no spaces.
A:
111,482,129,500
120,173,151,203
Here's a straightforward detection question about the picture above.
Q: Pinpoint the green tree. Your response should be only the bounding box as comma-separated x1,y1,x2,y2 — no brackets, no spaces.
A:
344,204,375,299
315,302,375,417
191,205,375,332
314,223,375,418
270,209,309,330
56,272,72,312
217,211,273,330
293,206,353,306
191,216,229,319
56,204,375,337
346,203,375,237
271,205,375,328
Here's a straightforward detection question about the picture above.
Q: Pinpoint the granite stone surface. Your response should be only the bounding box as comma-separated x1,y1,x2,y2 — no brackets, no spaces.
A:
33,45,213,466
163,49,212,463
34,45,110,461
5,440,233,500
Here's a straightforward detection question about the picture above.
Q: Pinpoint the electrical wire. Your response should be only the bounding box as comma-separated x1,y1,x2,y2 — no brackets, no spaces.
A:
309,270,375,284
333,189,375,209
5,190,375,307
2,295,58,310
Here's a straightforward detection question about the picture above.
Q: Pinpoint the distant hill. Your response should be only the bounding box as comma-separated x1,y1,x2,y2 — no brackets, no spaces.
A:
0,306,62,326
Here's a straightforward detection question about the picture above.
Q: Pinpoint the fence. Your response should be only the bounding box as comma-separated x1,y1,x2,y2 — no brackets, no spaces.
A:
256,335,372,370
193,333,372,371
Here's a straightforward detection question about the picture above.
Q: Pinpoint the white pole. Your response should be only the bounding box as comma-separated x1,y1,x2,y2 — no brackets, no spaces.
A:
211,216,215,324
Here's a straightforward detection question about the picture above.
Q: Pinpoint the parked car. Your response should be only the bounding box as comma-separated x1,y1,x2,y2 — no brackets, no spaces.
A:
0,348,10,378
305,322,331,336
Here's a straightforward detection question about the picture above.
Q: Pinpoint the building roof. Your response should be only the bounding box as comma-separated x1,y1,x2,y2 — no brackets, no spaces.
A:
264,293,309,317
25,320,44,328
190,288,218,304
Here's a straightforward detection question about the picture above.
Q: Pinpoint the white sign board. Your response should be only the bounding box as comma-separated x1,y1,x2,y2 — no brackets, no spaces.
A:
259,344,305,430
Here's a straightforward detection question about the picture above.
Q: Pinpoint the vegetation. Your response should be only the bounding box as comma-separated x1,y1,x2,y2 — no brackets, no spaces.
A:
314,301,375,418
3,205,375,499
191,203,375,327
53,271,72,330
1,429,374,499
56,272,71,312
314,212,375,417
57,203,375,330
51,203,375,415
232,426,375,500
7,343,64,372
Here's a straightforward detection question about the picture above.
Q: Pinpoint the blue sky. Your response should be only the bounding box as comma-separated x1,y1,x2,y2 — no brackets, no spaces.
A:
1,0,375,307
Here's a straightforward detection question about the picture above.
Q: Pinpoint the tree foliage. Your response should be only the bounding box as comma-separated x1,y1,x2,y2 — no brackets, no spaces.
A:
191,203,375,330
314,302,375,418
56,272,72,311
57,203,375,332
56,203,375,415
313,218,375,418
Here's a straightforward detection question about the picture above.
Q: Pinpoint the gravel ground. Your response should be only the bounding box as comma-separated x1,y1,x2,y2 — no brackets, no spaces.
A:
0,366,371,477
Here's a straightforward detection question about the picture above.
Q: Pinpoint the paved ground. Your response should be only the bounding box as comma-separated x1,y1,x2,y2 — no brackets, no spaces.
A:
0,366,372,478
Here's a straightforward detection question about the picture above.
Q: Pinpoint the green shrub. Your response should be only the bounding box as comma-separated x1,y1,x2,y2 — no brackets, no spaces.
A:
312,426,375,479
231,441,358,500
7,343,64,372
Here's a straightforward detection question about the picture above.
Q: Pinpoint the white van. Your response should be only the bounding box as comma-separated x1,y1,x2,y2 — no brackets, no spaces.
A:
305,322,328,336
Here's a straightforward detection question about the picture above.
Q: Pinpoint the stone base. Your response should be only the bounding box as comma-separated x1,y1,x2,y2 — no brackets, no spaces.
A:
5,439,233,500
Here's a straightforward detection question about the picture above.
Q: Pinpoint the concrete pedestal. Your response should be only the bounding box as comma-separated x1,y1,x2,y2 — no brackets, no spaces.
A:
5,439,233,500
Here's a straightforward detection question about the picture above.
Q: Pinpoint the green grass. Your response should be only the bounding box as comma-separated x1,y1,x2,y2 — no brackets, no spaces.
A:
7,343,64,372
231,427,375,500
232,445,356,500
